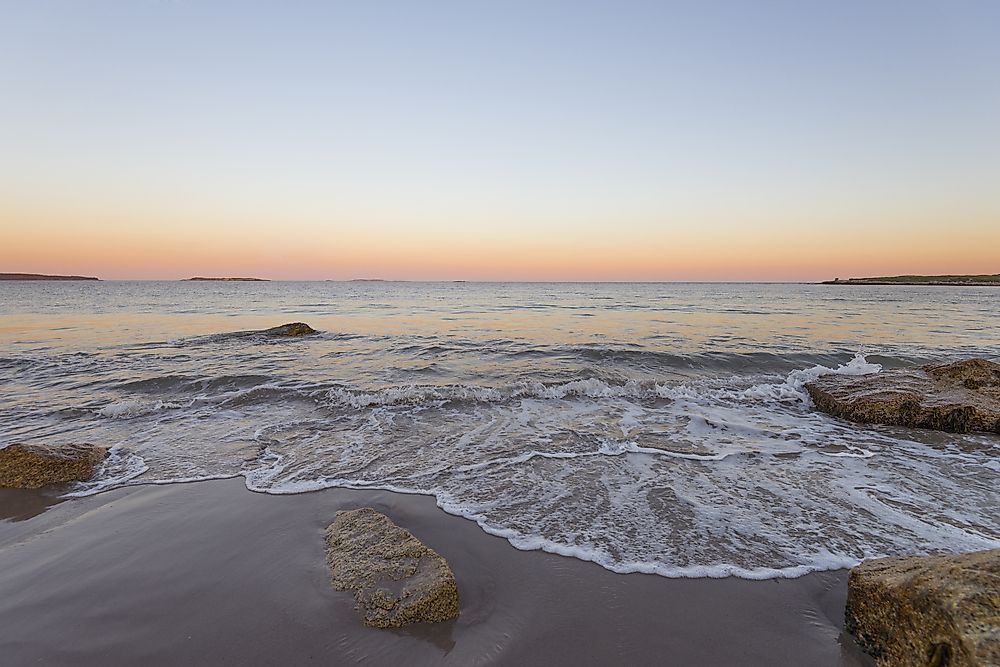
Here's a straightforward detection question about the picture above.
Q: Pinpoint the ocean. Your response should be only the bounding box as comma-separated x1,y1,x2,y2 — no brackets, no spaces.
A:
2,281,998,578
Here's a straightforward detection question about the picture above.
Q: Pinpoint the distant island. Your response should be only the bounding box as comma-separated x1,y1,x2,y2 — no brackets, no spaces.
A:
0,273,99,281
822,274,1000,286
185,277,269,282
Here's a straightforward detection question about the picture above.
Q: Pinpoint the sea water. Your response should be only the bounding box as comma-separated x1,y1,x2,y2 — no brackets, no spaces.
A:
1,281,998,578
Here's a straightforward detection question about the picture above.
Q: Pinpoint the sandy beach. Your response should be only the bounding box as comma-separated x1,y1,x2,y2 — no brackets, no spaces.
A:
0,478,872,666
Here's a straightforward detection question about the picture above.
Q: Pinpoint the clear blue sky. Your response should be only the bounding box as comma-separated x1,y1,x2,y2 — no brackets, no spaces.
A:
2,1,999,279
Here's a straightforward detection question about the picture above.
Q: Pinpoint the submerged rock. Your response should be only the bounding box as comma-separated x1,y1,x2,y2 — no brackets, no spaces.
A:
324,508,459,628
262,322,317,337
0,444,107,489
805,359,1000,433
846,549,1000,666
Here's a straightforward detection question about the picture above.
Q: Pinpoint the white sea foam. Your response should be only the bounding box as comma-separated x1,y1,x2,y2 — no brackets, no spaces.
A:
96,398,180,419
63,446,149,497
325,377,647,409
63,354,1000,580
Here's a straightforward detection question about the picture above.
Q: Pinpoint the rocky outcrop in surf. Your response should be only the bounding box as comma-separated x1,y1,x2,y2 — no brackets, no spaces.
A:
262,322,317,337
846,549,1000,666
324,508,459,628
196,322,318,343
0,444,107,489
805,359,1000,433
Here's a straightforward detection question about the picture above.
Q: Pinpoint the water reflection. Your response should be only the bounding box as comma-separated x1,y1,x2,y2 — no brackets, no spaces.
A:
0,488,68,522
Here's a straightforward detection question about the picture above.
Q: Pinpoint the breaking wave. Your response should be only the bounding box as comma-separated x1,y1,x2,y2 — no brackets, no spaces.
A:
96,398,181,419
56,353,1000,579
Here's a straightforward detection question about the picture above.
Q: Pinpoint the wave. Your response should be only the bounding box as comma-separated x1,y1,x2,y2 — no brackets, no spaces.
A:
85,353,884,424
60,354,1000,582
62,446,148,496
96,398,182,419
322,352,881,410
117,374,274,393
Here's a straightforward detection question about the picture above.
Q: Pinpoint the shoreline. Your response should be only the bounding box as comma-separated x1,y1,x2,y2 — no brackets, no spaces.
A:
820,273,1000,286
0,272,100,281
821,280,1000,286
0,478,872,666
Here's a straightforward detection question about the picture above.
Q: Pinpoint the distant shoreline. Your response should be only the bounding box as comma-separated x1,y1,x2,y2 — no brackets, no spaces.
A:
821,274,1000,286
3,273,997,285
0,273,99,281
185,277,269,282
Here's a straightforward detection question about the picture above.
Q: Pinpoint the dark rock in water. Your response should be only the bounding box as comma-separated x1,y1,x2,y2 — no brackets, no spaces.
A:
805,359,1000,433
324,508,459,628
0,444,107,489
262,322,317,337
215,322,317,340
846,549,1000,666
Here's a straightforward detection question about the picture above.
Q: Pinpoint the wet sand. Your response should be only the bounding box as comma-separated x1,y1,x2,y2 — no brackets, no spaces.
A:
0,478,873,666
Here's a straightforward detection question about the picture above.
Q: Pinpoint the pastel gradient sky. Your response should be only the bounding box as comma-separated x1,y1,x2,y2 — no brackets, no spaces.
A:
2,1,999,281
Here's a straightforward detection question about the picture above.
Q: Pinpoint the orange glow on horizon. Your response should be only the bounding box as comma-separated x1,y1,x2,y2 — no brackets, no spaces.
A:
3,198,998,282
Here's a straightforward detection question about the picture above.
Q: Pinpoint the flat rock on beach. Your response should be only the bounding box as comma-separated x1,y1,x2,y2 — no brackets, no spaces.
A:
846,549,1000,666
325,507,460,628
805,359,1000,433
0,444,107,489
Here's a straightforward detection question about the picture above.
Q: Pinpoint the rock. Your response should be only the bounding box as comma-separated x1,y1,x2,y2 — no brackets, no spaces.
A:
0,444,107,489
324,508,459,628
805,359,1000,433
262,322,317,337
846,549,1000,666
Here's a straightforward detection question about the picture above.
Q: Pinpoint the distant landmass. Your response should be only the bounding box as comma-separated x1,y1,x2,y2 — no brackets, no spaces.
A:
821,274,1000,286
0,272,99,281
185,277,269,282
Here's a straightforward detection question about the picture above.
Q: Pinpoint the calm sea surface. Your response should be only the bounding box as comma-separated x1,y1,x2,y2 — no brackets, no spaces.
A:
2,281,998,577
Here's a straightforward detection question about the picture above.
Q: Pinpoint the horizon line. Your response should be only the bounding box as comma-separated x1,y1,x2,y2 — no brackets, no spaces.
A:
5,271,997,284
3,276,827,285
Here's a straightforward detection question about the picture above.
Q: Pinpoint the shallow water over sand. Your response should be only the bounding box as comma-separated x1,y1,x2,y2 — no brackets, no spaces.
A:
1,281,998,577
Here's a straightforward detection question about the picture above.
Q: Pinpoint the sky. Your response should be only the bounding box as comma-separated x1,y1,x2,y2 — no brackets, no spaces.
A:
2,1,999,281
